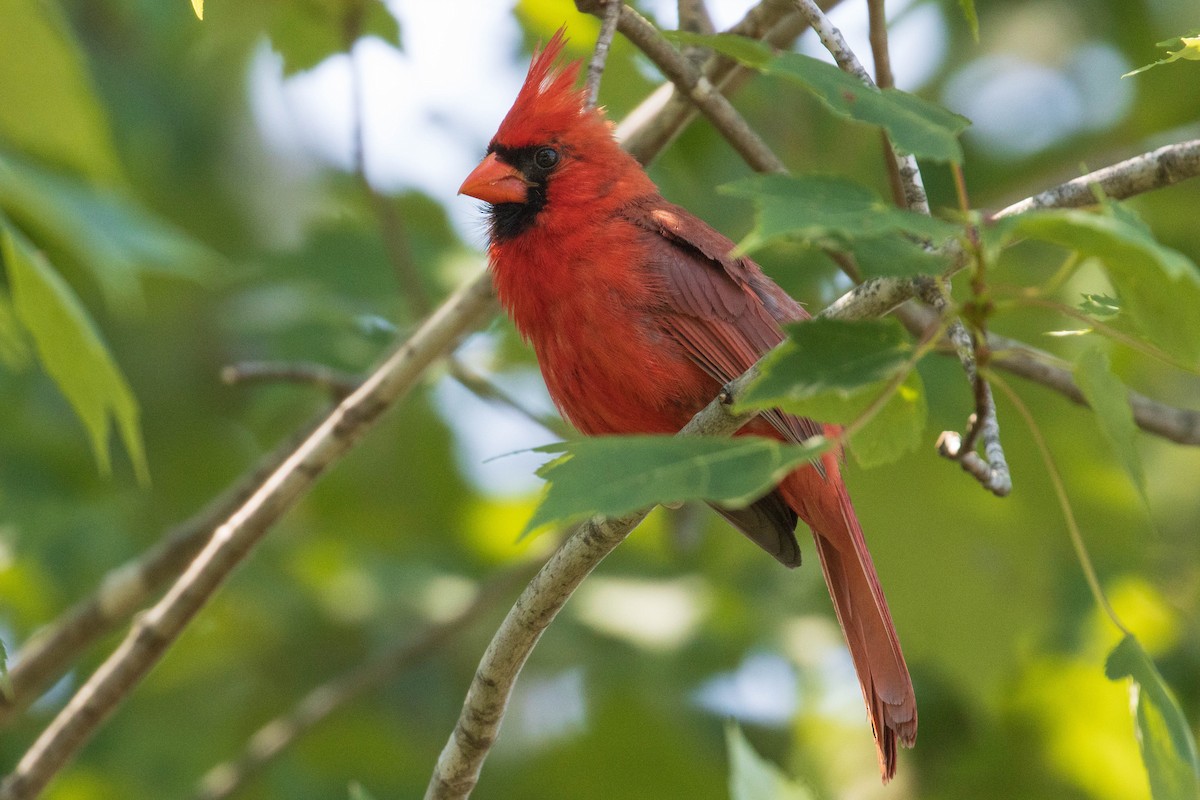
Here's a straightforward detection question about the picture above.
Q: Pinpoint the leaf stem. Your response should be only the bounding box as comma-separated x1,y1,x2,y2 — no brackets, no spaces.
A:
989,372,1132,636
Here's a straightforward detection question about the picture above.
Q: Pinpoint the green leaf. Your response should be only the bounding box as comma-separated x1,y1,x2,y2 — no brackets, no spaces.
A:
845,370,927,468
1,221,149,482
740,318,914,410
957,0,980,42
739,319,924,467
674,34,968,162
722,174,960,253
726,721,814,800
524,436,828,534
1074,347,1149,510
1010,209,1200,365
270,0,401,76
666,31,774,69
1123,30,1200,77
348,782,378,800
1105,635,1200,800
0,152,215,309
768,52,970,162
836,230,948,278
0,289,31,370
1079,293,1121,319
0,0,124,184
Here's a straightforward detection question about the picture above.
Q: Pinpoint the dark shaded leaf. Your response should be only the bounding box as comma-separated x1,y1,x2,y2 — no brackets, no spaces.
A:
0,152,215,309
723,174,960,253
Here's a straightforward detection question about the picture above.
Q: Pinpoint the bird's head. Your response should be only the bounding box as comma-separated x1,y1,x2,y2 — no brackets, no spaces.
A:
459,27,650,241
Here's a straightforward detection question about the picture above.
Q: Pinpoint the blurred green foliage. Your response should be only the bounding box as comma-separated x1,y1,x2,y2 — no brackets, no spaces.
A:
0,0,1198,799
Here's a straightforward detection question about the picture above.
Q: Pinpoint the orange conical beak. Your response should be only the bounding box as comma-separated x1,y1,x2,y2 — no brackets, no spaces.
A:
458,152,531,204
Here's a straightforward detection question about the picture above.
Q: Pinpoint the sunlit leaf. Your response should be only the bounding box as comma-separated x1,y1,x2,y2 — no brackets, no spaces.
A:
671,33,969,162
0,0,124,184
271,0,401,76
845,370,927,468
1123,30,1200,77
1010,208,1200,365
723,174,960,253
0,152,214,310
1105,634,1200,800
1074,347,1149,511
726,721,814,800
1,221,148,482
524,436,827,534
191,0,203,21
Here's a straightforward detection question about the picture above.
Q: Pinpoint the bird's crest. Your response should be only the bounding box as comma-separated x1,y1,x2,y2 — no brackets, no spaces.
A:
493,27,593,148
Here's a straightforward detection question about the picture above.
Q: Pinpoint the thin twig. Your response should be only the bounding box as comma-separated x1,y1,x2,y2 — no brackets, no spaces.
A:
193,562,540,800
986,333,1200,445
0,273,498,800
578,0,788,174
677,0,715,66
586,0,623,109
865,0,905,207
617,0,832,161
990,373,1132,635
447,359,571,439
790,0,928,213
221,361,361,399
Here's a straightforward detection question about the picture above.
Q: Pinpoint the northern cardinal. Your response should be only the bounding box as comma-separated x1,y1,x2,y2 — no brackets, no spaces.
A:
459,29,916,780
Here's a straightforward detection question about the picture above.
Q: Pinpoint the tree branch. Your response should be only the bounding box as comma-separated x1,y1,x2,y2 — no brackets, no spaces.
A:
789,0,928,213
585,0,622,109
618,0,842,162
997,138,1200,216
0,412,334,728
221,361,361,399
193,562,539,800
0,273,497,800
578,0,788,174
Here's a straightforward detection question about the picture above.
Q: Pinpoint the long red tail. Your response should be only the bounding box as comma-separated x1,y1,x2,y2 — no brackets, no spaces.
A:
780,455,917,781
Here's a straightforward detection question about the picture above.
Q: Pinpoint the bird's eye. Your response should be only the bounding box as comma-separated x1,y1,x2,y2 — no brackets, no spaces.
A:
534,147,559,170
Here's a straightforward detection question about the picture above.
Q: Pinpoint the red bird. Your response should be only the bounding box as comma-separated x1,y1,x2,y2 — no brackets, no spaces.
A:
459,30,916,780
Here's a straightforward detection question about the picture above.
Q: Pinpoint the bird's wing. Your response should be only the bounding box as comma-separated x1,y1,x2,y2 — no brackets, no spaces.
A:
626,200,825,447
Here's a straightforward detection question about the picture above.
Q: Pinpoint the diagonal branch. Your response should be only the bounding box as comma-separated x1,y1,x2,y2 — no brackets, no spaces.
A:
617,0,843,162
0,273,497,800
